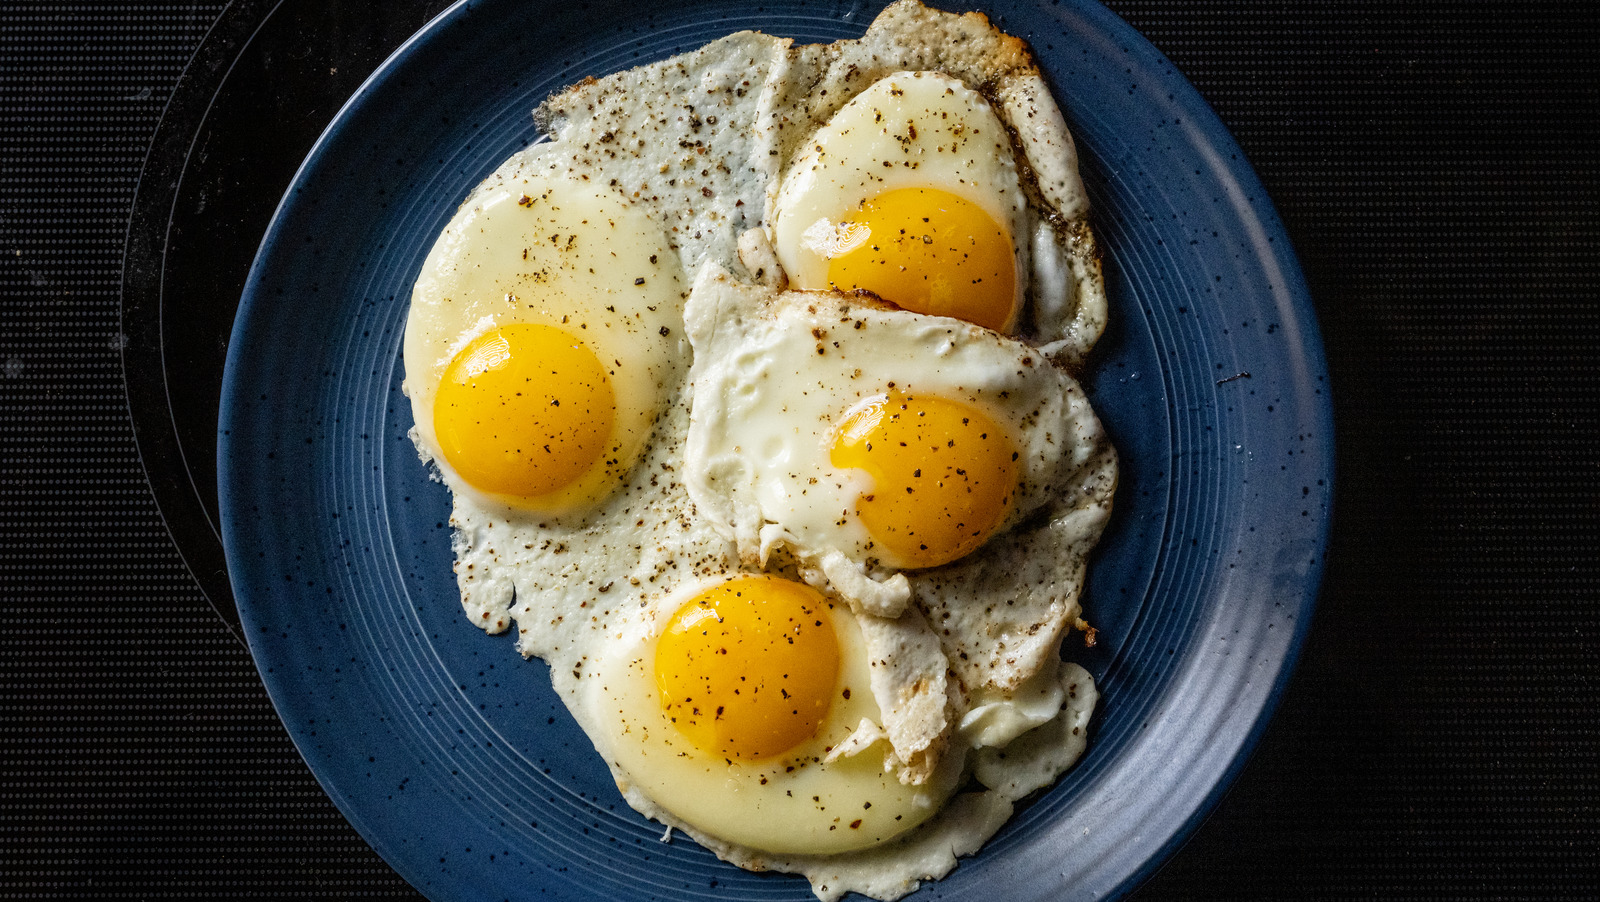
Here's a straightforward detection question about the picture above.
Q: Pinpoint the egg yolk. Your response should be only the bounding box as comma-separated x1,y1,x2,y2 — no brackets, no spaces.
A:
654,576,841,761
822,187,1016,332
831,391,1017,569
433,323,615,500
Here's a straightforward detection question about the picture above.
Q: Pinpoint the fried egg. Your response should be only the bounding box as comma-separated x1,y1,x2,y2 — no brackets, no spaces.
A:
754,0,1109,364
591,573,963,855
771,72,1028,333
405,30,788,641
683,267,1108,603
403,172,686,516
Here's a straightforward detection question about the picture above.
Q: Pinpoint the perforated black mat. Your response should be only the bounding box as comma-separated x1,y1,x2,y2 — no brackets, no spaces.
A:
2,1,1596,898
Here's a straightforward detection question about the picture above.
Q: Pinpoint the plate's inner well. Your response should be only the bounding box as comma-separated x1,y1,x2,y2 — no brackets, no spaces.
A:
218,2,1330,900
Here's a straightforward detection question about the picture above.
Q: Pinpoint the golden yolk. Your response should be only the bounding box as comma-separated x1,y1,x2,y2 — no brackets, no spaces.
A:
433,323,615,500
823,187,1016,332
831,391,1017,569
654,576,841,761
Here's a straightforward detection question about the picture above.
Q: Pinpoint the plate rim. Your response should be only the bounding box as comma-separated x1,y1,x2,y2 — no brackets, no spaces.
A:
218,0,1335,898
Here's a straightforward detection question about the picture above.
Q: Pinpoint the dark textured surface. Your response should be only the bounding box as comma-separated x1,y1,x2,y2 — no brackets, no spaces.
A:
0,1,1595,899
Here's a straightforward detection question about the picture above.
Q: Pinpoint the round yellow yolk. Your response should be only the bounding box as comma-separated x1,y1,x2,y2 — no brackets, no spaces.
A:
432,323,615,500
823,187,1016,333
654,576,841,761
831,391,1018,569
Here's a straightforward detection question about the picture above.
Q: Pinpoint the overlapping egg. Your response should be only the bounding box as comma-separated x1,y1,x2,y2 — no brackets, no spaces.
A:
403,171,686,516
683,269,1096,590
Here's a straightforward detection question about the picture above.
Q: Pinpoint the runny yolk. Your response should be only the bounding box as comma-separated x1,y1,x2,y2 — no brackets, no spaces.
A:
830,391,1017,569
433,323,615,500
654,576,841,761
822,187,1016,333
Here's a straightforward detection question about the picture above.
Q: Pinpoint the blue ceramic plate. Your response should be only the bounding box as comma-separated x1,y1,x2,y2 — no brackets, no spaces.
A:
220,1,1332,899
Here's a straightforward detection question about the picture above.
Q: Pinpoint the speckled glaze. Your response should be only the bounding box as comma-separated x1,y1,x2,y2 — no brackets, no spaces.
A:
218,1,1333,900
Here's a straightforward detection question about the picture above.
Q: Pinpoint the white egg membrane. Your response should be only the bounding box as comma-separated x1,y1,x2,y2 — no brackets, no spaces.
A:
407,3,1117,900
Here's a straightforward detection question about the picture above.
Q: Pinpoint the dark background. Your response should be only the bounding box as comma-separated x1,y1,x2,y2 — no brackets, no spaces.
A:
2,0,1595,898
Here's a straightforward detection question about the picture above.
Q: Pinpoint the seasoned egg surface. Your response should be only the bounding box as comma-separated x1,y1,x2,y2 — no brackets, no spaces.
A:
754,0,1110,365
404,172,685,516
683,267,1105,587
772,72,1028,333
591,574,962,855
